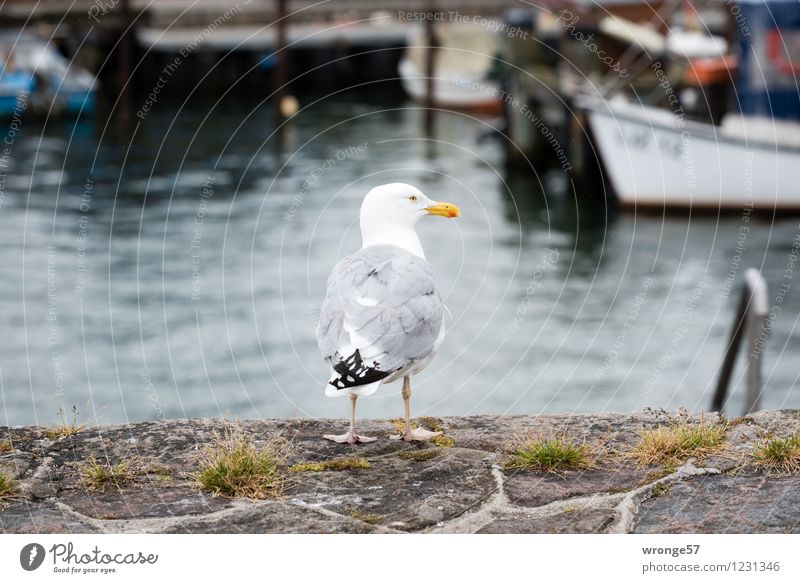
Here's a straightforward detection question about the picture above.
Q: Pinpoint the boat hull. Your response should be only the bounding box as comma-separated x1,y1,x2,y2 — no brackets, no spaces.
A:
585,101,800,211
398,58,501,114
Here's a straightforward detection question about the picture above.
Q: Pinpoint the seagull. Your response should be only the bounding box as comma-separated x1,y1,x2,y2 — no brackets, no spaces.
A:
315,183,460,444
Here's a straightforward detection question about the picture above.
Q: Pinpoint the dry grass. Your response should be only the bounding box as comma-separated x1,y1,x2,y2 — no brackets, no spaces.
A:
752,435,800,474
0,438,11,453
504,433,594,473
193,434,287,499
44,405,85,439
80,457,136,492
629,421,727,468
0,472,16,500
289,457,370,472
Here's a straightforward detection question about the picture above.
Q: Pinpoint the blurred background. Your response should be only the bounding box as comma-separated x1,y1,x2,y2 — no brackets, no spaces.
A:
0,0,798,426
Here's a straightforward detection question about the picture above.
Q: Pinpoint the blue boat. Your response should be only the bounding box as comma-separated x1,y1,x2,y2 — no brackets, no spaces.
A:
0,32,96,117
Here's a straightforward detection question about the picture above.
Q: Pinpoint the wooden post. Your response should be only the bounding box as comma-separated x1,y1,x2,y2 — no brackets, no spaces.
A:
117,0,134,116
711,286,747,412
424,9,438,133
711,268,769,414
743,269,769,413
274,0,288,125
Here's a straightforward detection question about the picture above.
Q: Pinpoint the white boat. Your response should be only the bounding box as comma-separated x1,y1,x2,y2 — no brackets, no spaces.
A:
398,23,501,113
583,98,800,211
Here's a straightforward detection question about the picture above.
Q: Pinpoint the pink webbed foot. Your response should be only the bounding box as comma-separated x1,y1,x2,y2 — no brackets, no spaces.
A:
390,427,443,442
323,431,377,445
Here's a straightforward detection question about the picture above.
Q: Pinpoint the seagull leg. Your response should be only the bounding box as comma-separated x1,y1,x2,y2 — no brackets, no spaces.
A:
390,376,442,442
324,394,377,444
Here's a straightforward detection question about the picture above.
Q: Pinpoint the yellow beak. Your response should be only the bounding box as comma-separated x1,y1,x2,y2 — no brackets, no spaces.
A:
425,202,460,218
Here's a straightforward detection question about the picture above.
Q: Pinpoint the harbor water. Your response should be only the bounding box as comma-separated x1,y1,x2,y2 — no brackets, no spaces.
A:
1,92,798,426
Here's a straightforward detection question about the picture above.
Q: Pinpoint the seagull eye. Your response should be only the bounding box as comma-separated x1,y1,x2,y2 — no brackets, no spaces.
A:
409,195,417,201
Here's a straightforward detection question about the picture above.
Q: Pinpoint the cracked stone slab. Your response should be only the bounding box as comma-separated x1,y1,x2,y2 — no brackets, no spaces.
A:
634,475,800,533
0,452,37,480
57,483,231,520
746,410,800,437
503,465,651,508
157,501,379,534
2,412,799,533
287,447,496,531
426,414,652,453
477,508,617,534
0,501,101,533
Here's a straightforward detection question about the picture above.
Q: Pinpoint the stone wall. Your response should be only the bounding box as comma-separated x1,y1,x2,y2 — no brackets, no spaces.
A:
1,409,798,533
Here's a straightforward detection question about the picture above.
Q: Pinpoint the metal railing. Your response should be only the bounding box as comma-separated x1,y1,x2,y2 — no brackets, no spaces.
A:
711,268,770,415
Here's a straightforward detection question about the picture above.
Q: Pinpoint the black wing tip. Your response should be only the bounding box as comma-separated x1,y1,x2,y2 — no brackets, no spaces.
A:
329,349,391,389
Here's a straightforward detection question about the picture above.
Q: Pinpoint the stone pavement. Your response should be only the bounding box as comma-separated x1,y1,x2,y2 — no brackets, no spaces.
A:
1,410,798,533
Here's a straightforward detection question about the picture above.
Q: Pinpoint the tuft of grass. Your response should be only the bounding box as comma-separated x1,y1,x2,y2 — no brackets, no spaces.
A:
0,438,11,454
629,421,726,467
349,511,383,525
398,449,441,462
504,434,593,473
193,434,287,499
45,405,85,439
80,457,135,492
752,435,800,474
289,457,370,472
0,472,16,499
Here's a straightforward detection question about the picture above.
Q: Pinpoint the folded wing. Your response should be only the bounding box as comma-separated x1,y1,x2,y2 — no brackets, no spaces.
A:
316,245,443,390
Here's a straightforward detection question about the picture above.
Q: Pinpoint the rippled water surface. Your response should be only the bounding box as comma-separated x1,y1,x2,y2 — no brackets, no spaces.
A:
1,93,798,425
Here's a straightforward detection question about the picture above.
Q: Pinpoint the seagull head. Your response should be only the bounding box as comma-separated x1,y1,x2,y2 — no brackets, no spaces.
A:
360,183,460,229
358,183,460,257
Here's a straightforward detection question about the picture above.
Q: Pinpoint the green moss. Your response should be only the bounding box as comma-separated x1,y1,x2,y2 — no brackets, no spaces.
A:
504,434,593,473
44,405,85,439
389,418,415,434
80,457,135,492
193,434,286,499
398,449,441,461
349,511,383,525
753,435,800,474
390,417,454,447
431,435,455,448
419,416,443,433
289,457,370,472
288,462,324,472
630,421,726,467
650,483,670,498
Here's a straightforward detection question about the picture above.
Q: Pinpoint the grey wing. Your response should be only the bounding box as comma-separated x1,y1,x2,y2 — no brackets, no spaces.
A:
315,246,443,389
